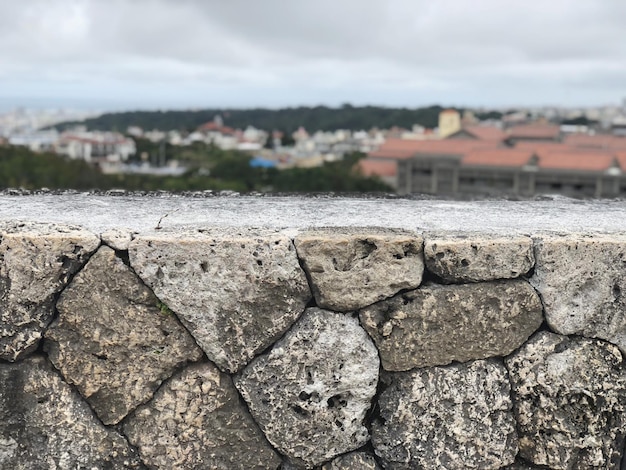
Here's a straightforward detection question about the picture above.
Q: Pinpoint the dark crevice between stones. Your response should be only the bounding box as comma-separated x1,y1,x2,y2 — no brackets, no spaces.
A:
41,352,147,468
502,352,525,470
36,239,103,359
294,240,318,309
420,265,448,285
228,370,286,467
112,248,131,268
363,365,389,455
514,455,552,469
523,276,551,334
110,248,207,363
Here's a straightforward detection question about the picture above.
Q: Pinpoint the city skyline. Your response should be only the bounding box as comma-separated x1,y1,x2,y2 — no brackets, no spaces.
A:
1,0,625,111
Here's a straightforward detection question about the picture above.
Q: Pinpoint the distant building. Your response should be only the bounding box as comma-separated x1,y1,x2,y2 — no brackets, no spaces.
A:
362,132,626,198
438,109,461,138
505,124,561,145
55,131,135,163
446,126,506,143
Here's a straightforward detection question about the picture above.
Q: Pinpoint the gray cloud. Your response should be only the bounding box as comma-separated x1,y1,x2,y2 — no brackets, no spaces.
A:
0,0,624,108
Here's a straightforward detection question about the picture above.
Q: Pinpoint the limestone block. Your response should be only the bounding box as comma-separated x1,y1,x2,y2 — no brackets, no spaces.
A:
506,331,626,470
372,359,517,470
0,356,143,469
320,451,381,469
234,308,379,468
360,279,543,371
0,222,100,361
124,362,281,470
424,233,534,282
44,246,203,425
530,234,626,352
295,228,423,311
130,229,311,373
101,228,134,251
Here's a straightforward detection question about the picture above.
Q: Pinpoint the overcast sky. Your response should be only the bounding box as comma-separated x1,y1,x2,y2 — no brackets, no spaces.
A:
1,0,625,111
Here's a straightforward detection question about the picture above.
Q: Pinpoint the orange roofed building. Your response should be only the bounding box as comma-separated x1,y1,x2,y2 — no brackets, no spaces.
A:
361,124,626,197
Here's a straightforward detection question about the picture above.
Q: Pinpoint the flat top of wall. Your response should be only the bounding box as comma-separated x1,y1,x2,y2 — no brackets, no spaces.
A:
0,195,624,234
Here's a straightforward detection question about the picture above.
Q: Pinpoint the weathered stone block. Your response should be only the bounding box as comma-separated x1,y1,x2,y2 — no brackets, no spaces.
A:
44,246,203,425
530,234,626,352
320,451,381,469
124,362,281,470
130,229,311,373
424,233,534,282
0,356,143,469
0,222,100,361
101,228,134,251
372,359,517,470
234,308,379,468
506,331,626,470
295,228,423,311
360,279,543,371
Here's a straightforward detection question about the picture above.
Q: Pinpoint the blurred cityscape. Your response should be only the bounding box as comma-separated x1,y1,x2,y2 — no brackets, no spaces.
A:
3,99,626,197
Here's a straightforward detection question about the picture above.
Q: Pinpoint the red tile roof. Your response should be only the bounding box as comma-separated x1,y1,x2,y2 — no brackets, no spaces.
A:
536,152,617,172
461,126,506,141
563,134,626,150
369,139,499,160
513,141,573,152
462,149,533,167
507,125,560,139
357,159,398,177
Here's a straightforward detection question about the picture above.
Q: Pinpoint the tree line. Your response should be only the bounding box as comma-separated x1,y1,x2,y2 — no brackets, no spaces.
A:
53,105,504,134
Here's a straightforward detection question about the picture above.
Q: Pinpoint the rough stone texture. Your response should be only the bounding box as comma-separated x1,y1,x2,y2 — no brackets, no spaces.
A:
372,359,517,470
44,246,203,425
0,222,100,361
124,361,281,470
235,308,380,468
101,227,134,251
320,451,381,469
295,228,423,311
506,331,626,470
360,279,543,371
0,356,143,469
130,228,311,373
424,233,534,282
503,460,544,469
531,234,626,352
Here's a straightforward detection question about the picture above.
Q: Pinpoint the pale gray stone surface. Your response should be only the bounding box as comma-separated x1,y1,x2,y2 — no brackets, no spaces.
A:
360,279,543,371
295,229,423,311
424,233,534,282
101,227,134,251
124,362,281,470
320,451,381,469
506,331,626,470
130,228,311,373
531,234,626,352
372,359,517,470
0,222,100,361
44,246,203,425
0,356,144,469
235,308,380,468
4,195,626,235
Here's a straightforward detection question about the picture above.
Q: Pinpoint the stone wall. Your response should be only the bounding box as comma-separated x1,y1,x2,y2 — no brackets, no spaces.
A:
2,216,626,469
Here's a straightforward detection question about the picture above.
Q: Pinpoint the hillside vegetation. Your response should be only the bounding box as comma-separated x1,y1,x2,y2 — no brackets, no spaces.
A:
53,105,503,133
0,145,391,193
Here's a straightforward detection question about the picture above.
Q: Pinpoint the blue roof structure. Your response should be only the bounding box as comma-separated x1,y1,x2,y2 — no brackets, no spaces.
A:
249,156,277,168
